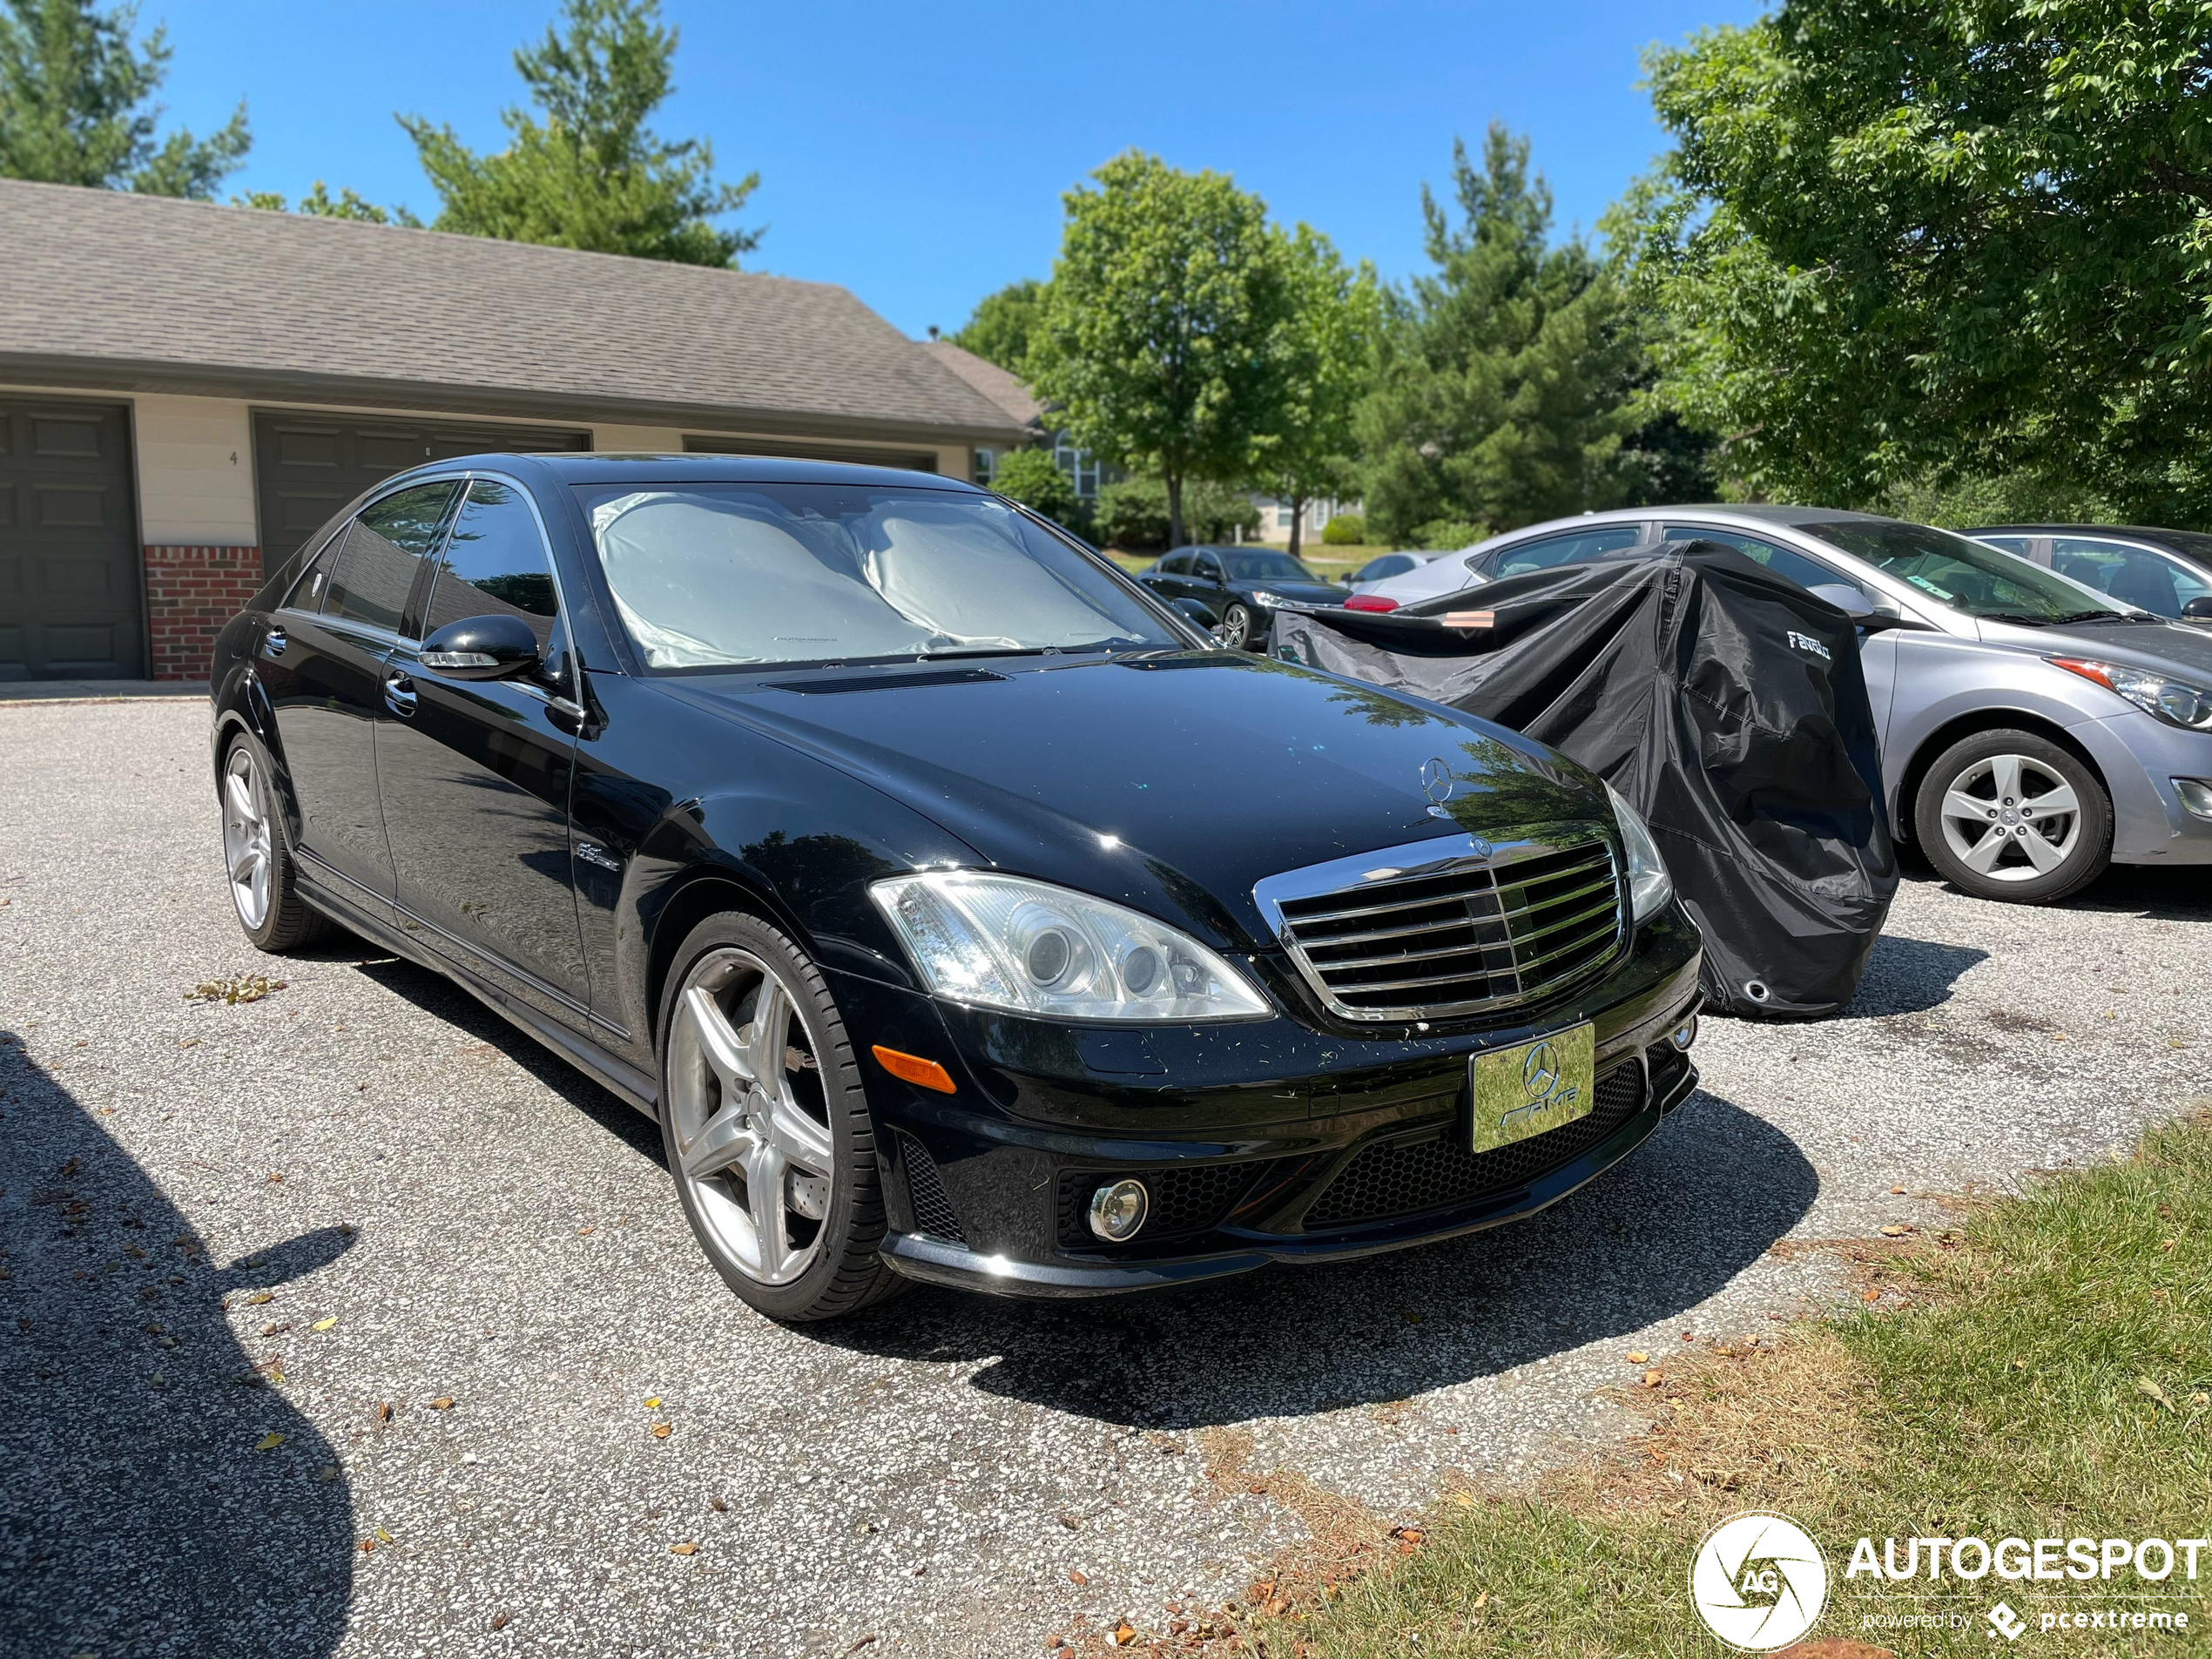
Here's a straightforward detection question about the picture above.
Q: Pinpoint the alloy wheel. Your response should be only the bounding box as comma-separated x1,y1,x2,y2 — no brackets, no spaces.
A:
1935,752,2081,883
664,948,837,1286
1221,604,1252,649
222,745,273,930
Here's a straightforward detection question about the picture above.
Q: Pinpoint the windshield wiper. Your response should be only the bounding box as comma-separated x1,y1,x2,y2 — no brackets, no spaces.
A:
1979,611,2055,627
2050,608,2161,624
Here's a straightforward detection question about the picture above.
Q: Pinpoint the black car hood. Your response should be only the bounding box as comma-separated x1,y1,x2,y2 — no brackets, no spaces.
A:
1243,579,1348,605
659,652,1602,950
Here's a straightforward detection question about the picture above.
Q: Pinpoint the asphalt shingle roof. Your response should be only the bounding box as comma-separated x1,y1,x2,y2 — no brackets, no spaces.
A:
0,179,1028,442
921,341,1043,428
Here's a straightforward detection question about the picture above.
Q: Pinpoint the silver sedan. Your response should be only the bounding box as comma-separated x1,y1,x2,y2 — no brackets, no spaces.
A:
1352,504,2212,903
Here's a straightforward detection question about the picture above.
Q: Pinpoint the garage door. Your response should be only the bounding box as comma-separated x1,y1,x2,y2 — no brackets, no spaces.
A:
253,413,590,575
684,434,939,472
0,397,141,680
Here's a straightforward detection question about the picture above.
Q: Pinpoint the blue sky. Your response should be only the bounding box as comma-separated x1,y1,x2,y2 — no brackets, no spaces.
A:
151,1,1758,339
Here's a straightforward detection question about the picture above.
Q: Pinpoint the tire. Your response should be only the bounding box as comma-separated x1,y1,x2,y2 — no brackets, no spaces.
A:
1912,728,2112,903
1219,603,1254,650
219,735,331,952
655,911,903,1322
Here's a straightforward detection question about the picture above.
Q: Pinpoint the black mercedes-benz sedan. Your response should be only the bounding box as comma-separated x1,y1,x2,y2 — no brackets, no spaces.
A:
208,455,1703,1321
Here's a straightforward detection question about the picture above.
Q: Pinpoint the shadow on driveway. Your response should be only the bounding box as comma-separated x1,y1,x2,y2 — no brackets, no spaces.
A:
0,1034,354,1657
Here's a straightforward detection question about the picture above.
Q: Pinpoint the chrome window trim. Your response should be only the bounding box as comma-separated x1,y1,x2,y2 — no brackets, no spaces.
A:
407,468,583,708
1252,827,1628,1023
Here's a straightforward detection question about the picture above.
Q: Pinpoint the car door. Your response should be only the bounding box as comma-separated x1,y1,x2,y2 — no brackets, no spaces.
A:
264,479,462,905
374,475,594,1017
1192,550,1230,613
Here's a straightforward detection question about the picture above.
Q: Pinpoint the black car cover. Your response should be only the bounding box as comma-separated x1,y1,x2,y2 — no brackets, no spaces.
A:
1274,543,1898,1017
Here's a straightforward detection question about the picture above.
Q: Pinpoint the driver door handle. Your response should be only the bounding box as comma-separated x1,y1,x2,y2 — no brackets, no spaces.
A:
383,671,417,718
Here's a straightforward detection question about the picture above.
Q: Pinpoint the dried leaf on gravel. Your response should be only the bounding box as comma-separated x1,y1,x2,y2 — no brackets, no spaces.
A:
374,1402,394,1423
708,1496,728,1513
1069,1570,1089,1585
186,975,287,1005
243,1291,273,1305
428,1396,455,1410
1642,1369,1665,1388
643,1395,660,1407
253,1432,284,1450
651,1422,672,1439
490,1612,510,1631
1879,1224,1910,1238
670,1541,698,1556
312,1317,336,1332
1627,1351,1649,1364
1113,1622,1136,1645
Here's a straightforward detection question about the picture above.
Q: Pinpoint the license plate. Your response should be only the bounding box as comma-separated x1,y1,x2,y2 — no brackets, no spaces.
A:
1469,1024,1595,1155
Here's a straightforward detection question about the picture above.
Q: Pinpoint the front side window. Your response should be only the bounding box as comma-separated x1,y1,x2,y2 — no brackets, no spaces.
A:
577,483,1180,670
1492,525,1642,578
1193,552,1225,583
1662,525,1840,592
1800,520,2125,622
2048,537,2212,620
1155,553,1192,577
421,478,560,647
324,482,461,632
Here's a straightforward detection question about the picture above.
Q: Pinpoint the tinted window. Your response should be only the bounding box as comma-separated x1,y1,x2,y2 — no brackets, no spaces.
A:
578,483,1178,670
1193,552,1224,581
1354,554,1413,582
421,478,559,647
2048,536,2212,620
1222,551,1318,582
1977,535,2038,558
1662,525,1840,592
1490,525,1643,577
285,526,346,613
1156,553,1192,577
324,482,460,632
1800,519,2128,621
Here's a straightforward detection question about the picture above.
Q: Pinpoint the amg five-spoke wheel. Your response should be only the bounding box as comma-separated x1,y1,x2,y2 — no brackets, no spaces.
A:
657,912,901,1320
218,735,328,951
1914,728,2112,904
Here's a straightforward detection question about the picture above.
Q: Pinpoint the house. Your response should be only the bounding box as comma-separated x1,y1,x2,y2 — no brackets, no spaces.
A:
921,339,1111,500
0,179,1030,681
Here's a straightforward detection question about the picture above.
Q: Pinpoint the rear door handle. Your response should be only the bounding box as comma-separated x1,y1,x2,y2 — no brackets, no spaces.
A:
383,671,417,718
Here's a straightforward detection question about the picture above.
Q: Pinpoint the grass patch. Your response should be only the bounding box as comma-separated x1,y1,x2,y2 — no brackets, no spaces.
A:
1205,1109,2212,1656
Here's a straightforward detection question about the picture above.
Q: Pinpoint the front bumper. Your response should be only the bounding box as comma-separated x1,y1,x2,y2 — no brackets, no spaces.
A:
838,904,1704,1298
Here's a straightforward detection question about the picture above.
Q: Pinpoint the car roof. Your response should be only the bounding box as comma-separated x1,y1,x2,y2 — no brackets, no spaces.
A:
1966,523,2201,541
431,451,993,493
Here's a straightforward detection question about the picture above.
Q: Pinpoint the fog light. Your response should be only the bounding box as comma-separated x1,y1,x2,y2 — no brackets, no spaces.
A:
1669,1015,1698,1052
1087,1178,1149,1242
2176,778,2212,820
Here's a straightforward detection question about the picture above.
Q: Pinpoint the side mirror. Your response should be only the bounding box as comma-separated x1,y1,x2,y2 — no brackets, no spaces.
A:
1807,582,1877,618
2183,596,2212,621
421,613,542,680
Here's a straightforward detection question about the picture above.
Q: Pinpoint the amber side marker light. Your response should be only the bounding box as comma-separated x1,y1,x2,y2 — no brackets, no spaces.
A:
871,1045,956,1095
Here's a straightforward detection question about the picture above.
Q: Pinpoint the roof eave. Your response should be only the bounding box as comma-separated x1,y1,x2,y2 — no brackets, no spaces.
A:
0,351,1033,449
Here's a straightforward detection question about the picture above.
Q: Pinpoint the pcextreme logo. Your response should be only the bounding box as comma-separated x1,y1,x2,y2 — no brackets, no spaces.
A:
1690,1512,1830,1651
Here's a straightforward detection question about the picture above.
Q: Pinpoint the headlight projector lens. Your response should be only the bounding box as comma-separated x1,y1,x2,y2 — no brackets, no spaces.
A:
1087,1178,1150,1242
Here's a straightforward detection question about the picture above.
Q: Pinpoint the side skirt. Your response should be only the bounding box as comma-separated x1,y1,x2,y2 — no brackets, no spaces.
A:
295,870,660,1119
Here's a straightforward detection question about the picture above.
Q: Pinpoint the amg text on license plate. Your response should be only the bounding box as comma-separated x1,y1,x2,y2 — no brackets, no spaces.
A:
1468,1024,1595,1155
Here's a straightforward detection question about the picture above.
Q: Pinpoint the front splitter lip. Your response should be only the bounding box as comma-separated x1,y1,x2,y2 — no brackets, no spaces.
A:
880,1059,1689,1298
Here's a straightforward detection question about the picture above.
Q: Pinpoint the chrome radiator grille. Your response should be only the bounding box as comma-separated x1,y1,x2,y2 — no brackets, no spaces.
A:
1257,831,1625,1022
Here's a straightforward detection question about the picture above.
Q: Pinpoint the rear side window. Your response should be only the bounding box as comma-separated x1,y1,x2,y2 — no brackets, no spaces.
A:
418,478,560,648
324,482,460,632
1662,525,1839,593
1491,525,1642,578
284,526,345,613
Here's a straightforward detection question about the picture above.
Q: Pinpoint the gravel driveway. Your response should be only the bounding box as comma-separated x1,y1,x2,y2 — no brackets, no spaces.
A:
3,698,2206,1659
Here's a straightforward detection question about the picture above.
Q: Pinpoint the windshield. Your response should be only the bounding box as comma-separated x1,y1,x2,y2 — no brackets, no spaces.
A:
577,483,1181,669
1222,551,1322,582
1798,520,2124,623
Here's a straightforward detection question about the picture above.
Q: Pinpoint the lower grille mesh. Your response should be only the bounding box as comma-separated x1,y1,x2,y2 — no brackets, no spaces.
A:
1304,1059,1647,1228
896,1132,966,1244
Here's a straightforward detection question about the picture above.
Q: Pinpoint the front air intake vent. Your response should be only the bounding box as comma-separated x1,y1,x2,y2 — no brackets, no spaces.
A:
1256,830,1625,1022
894,1132,966,1244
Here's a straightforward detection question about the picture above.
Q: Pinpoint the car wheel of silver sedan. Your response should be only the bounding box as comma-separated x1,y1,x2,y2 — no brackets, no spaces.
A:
219,736,330,951
657,911,902,1321
1914,728,2112,904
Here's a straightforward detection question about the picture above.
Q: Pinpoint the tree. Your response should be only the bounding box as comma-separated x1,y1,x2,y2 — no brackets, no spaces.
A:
1625,1,2212,523
0,0,246,197
984,447,1076,523
1028,152,1297,550
1355,127,1646,545
1251,226,1380,562
950,279,1046,374
400,0,759,267
236,181,421,226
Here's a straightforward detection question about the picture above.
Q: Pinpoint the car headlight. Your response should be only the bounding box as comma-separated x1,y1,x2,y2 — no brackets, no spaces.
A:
870,871,1271,1022
2052,657,2212,731
1249,590,1288,609
1605,784,1674,924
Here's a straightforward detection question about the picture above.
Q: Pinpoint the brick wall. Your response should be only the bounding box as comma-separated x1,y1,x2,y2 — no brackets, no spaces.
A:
144,544,262,681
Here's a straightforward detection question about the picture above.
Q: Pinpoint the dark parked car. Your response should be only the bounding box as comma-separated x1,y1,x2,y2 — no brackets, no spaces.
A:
210,455,1703,1322
1136,545,1346,647
1967,525,2212,625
